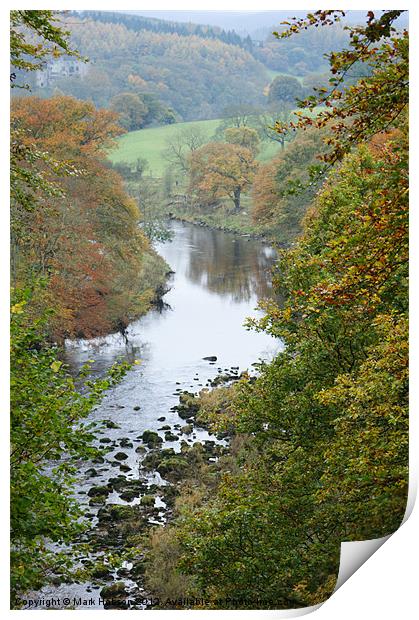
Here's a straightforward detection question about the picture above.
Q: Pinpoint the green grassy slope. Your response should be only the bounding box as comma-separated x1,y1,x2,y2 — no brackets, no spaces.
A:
108,119,220,177
108,118,282,177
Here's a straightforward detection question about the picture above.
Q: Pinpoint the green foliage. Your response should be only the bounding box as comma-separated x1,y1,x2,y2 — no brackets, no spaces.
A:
110,92,149,131
268,74,304,106
10,288,131,603
146,122,408,609
110,91,176,130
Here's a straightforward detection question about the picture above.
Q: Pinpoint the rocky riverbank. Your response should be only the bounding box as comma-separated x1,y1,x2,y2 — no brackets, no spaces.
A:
30,367,244,610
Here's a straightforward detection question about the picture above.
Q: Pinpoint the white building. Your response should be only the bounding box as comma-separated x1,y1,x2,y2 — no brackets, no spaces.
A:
36,58,88,88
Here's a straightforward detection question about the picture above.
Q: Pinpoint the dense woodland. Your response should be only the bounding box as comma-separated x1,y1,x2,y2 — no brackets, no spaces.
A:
10,9,408,610
17,10,363,122
76,11,253,51
22,15,266,120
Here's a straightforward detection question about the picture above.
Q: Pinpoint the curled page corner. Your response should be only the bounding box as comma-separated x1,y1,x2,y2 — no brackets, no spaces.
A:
333,535,391,593
333,480,416,594
402,474,417,524
240,482,417,617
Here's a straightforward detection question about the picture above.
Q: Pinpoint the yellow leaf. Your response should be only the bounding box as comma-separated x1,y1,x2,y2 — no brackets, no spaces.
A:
11,301,26,314
50,361,62,373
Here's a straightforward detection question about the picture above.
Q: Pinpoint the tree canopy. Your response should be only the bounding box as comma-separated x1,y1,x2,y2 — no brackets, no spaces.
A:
268,74,304,106
144,9,409,609
189,142,258,212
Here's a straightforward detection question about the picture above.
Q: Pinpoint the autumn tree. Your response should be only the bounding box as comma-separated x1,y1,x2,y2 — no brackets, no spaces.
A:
252,127,326,240
224,126,260,156
11,94,164,340
189,142,258,212
163,124,207,174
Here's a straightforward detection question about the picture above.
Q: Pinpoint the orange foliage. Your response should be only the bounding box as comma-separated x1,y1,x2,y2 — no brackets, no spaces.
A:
11,95,125,159
251,160,280,224
11,95,147,341
189,142,258,210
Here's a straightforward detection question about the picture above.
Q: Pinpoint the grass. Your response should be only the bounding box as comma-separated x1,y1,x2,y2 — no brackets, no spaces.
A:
109,118,283,177
168,198,269,238
108,119,220,177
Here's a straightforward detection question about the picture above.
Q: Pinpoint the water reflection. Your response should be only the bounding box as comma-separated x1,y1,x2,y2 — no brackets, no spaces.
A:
160,222,276,303
65,220,279,377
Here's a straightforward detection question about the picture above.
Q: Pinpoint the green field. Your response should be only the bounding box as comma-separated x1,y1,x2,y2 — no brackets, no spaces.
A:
108,118,282,177
108,119,220,177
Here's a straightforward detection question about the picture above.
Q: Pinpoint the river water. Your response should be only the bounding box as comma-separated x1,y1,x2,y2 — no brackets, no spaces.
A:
27,220,281,609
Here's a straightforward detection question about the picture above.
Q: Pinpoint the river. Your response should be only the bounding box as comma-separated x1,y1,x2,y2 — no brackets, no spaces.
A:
27,220,281,610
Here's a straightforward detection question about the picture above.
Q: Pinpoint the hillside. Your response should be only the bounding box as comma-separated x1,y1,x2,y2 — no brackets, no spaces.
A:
76,10,252,51
123,9,408,37
33,15,268,121
108,119,282,177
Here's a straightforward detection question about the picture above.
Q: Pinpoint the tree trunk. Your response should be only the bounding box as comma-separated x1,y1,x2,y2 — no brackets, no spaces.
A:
233,187,241,212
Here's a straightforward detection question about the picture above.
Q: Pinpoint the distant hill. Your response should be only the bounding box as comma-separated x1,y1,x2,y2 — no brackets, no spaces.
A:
75,10,253,51
119,10,408,37
27,14,268,121
22,10,408,124
120,10,309,36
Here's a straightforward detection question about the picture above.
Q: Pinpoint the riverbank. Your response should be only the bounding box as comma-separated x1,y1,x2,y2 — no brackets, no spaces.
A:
167,203,270,240
76,246,171,342
19,220,278,609
134,247,172,322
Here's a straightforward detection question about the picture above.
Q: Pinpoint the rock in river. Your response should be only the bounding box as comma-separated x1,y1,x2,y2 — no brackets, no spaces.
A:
114,452,128,461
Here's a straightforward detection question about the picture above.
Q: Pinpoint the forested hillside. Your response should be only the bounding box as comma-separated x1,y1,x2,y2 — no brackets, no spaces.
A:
27,15,267,120
253,23,349,74
76,10,253,51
